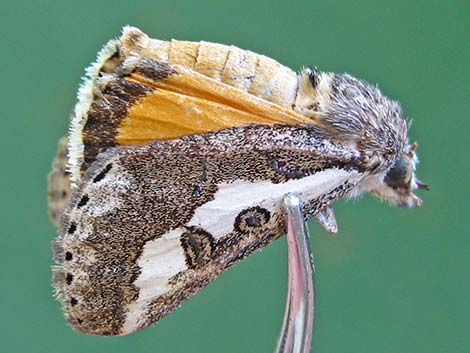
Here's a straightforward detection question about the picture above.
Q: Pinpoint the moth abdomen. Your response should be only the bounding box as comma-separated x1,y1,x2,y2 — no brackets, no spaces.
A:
120,26,299,108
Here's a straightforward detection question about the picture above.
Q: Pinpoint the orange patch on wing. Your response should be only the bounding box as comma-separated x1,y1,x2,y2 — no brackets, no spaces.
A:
116,65,320,145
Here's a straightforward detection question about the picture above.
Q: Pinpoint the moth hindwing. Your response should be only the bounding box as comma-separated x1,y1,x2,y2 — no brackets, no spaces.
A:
50,26,425,335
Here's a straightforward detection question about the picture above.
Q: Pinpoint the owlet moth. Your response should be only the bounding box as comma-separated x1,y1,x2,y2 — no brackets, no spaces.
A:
48,26,427,336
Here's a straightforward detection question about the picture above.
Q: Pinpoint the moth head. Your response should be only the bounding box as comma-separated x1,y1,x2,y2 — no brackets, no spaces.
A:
294,68,427,207
376,142,428,207
353,142,428,207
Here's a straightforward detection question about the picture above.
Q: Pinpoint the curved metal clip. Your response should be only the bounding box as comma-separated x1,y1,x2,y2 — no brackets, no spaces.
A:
276,193,315,353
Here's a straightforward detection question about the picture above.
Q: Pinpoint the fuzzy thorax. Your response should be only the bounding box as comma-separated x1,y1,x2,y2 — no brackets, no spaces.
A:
294,68,425,206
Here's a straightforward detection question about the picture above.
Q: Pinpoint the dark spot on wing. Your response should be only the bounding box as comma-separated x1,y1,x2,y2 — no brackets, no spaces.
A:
77,195,90,208
66,273,73,285
132,58,177,80
68,222,77,234
234,206,271,234
93,163,113,183
180,227,215,269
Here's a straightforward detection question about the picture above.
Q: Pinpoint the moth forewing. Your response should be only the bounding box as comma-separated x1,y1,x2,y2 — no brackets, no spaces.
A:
53,125,366,335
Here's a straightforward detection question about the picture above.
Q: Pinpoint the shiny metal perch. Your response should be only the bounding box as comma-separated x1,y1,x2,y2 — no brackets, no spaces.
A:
276,193,315,353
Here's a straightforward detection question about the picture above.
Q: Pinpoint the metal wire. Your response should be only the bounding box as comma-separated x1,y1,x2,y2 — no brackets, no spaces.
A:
276,193,315,353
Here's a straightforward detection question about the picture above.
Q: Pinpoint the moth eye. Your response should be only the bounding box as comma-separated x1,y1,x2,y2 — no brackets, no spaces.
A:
65,251,73,261
384,156,412,188
70,297,78,306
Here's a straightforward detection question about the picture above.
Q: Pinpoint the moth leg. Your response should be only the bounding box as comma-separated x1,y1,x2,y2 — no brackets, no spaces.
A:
276,193,315,353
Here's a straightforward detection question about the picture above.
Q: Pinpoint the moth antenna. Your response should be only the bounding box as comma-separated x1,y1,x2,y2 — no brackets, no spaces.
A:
416,179,430,190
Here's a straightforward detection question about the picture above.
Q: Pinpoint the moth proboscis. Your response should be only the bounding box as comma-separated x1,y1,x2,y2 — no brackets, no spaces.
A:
49,26,427,336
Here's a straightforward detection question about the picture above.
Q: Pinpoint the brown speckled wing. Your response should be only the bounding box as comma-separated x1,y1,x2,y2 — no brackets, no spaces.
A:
52,124,365,335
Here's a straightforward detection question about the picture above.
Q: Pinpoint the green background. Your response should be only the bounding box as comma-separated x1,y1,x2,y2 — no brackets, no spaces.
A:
1,0,468,352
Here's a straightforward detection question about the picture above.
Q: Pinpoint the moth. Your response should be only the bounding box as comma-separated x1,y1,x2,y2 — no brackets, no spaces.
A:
49,26,427,336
